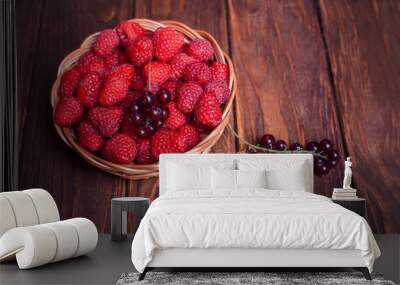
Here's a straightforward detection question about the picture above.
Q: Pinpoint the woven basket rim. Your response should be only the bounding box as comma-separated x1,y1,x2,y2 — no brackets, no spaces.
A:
50,18,237,180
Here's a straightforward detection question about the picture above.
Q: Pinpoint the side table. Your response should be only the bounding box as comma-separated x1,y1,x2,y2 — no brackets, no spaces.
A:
111,197,149,242
331,197,366,218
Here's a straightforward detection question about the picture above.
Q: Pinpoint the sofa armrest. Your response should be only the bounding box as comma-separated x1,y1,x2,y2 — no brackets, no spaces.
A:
0,218,97,269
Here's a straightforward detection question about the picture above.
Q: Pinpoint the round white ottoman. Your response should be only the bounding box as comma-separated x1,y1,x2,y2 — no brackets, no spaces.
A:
0,189,98,269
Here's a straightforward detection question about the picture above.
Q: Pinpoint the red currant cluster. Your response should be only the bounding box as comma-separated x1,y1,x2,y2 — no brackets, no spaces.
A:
256,134,340,177
130,89,171,138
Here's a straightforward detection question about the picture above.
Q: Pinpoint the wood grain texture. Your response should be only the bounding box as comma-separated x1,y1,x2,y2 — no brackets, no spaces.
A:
319,0,400,233
16,0,45,151
16,0,400,233
227,0,345,197
18,0,134,233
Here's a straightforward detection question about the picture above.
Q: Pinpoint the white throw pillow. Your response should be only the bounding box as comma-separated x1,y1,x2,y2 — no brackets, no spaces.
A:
211,168,237,190
238,159,308,191
236,169,267,188
265,167,307,191
167,163,212,191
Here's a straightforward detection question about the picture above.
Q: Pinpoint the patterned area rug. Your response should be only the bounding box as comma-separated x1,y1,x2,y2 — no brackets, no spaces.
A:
117,272,396,285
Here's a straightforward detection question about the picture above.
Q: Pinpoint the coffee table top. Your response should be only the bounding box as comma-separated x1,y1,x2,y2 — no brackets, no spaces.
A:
112,197,149,202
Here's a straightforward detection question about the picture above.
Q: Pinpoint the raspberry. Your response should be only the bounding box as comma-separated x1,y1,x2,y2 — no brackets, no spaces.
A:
77,121,104,152
165,102,186,130
99,64,134,106
203,80,230,105
117,49,130,65
153,27,185,62
116,21,146,46
170,53,197,80
108,63,135,82
176,81,203,113
103,51,120,70
194,93,222,128
135,139,155,164
178,124,200,149
192,115,211,133
210,62,229,82
77,72,102,108
130,67,145,90
88,107,123,137
143,62,172,86
59,66,82,97
161,80,181,100
171,124,201,152
143,82,160,94
78,52,105,74
103,134,137,164
170,131,189,153
54,96,83,127
187,39,214,61
120,113,137,138
183,62,211,85
151,128,175,158
126,36,153,66
93,29,120,56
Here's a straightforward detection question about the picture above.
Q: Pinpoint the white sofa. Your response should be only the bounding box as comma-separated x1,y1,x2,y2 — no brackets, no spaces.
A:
0,189,98,269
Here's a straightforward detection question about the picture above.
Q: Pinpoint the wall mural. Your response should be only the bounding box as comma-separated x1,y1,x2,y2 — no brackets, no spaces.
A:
17,0,400,234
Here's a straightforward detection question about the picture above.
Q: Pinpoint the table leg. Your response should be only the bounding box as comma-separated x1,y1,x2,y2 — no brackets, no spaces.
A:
111,201,126,242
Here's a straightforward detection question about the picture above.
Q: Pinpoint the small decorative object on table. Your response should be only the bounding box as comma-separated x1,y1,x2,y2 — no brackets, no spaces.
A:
332,156,366,217
111,197,149,242
332,157,358,199
342,157,353,189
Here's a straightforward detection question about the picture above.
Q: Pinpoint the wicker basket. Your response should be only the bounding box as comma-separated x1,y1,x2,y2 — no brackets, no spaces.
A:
50,19,237,180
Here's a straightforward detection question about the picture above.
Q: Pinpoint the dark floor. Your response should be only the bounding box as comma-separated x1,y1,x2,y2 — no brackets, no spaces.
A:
0,235,134,285
0,235,399,285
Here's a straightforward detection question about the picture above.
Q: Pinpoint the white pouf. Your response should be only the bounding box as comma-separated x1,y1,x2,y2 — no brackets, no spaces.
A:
65,218,98,257
42,221,79,262
0,196,17,237
0,189,98,269
23,188,60,224
1,191,40,227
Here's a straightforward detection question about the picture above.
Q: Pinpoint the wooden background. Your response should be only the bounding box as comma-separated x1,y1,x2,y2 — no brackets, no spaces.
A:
16,0,400,234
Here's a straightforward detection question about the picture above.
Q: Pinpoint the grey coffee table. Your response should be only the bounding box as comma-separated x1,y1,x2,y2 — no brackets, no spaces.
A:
111,197,150,242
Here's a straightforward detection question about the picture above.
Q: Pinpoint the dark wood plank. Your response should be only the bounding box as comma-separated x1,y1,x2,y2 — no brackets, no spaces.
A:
18,0,134,233
227,0,346,197
319,0,400,233
16,0,45,151
127,0,234,201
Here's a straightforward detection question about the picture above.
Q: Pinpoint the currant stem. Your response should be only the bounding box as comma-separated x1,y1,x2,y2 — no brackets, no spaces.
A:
148,61,151,92
227,124,328,159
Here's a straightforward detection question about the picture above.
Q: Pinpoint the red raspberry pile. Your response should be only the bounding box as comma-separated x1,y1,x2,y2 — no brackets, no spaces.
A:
54,21,230,164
